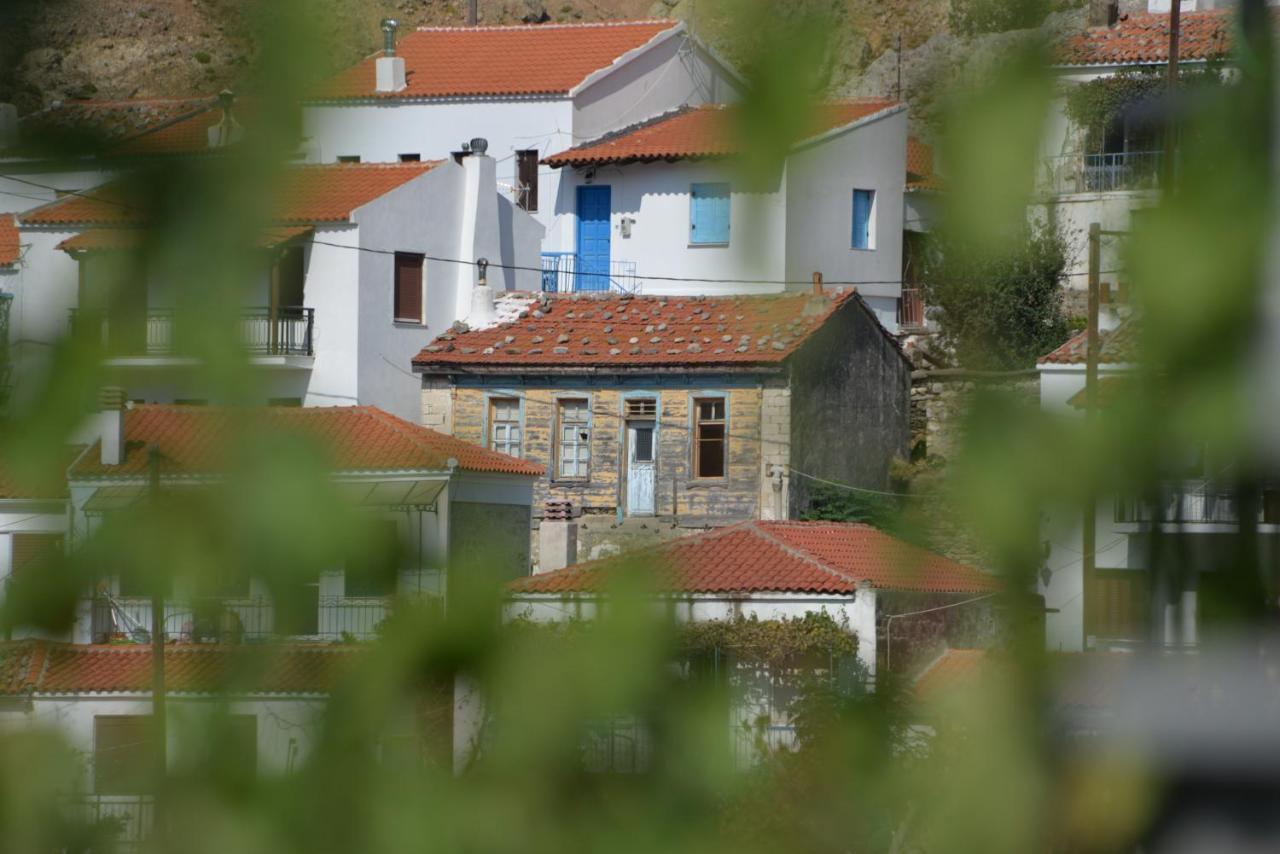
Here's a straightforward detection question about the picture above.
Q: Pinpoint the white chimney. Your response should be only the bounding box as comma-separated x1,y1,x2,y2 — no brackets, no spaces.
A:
98,386,127,466
537,501,578,573
454,140,501,329
206,89,244,148
375,19,406,93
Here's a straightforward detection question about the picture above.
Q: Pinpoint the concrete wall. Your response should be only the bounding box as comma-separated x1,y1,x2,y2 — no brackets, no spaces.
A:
301,99,577,247
553,159,788,295
784,108,907,315
571,35,740,143
787,298,912,516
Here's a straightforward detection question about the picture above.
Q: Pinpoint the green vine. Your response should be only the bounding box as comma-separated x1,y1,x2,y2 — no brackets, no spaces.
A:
1064,65,1225,151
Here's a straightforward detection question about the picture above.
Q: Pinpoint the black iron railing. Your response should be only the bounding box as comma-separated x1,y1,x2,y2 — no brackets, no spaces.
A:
69,306,314,357
1115,482,1280,525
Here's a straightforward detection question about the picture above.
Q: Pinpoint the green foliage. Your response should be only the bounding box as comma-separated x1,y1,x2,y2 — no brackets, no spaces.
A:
922,217,1070,370
1063,65,1225,149
949,0,1050,36
194,50,212,64
678,611,859,665
800,480,899,527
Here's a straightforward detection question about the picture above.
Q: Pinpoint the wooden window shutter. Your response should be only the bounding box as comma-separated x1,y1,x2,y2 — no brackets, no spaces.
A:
11,533,63,573
94,715,156,795
394,252,424,322
516,151,539,212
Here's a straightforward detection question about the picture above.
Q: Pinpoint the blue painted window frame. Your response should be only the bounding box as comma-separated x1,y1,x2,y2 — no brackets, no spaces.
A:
689,183,731,246
852,188,875,250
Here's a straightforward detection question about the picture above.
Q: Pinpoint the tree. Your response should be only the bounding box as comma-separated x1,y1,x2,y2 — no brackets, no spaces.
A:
921,218,1070,370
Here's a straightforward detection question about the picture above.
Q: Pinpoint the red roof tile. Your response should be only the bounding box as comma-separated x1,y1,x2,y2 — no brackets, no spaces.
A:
0,640,359,696
414,291,865,371
913,648,989,702
1057,10,1236,66
56,225,313,253
108,104,230,157
509,521,999,596
20,162,439,227
316,20,676,100
543,100,899,166
68,405,543,479
0,446,81,499
1039,319,1139,365
17,98,217,150
906,136,942,191
0,213,18,266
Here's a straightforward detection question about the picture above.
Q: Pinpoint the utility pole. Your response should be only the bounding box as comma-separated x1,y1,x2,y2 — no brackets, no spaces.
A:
1082,222,1101,649
895,33,903,102
1161,0,1181,190
148,444,166,840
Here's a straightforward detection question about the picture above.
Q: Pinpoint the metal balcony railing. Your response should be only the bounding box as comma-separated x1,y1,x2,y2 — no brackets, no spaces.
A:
1115,482,1280,526
898,288,926,331
63,795,154,853
541,252,639,294
1043,150,1163,195
90,594,415,644
69,306,315,357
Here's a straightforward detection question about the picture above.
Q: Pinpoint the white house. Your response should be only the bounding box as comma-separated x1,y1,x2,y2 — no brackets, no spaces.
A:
8,152,543,420
540,101,909,330
1035,319,1280,652
1038,9,1235,297
301,19,745,255
503,519,999,763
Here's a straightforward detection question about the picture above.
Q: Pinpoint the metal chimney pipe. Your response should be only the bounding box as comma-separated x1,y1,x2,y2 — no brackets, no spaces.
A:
381,18,399,56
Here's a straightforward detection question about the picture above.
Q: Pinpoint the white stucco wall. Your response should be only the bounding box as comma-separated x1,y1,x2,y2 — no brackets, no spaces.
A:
784,108,907,313
0,168,112,214
301,98,576,245
1037,362,1134,412
555,159,789,296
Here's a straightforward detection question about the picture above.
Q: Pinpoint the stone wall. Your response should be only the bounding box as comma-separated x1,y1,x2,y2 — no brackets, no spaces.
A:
910,370,1040,463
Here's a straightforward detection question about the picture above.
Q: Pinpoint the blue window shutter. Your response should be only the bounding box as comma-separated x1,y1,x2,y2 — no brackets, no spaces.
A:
852,189,874,249
690,183,730,244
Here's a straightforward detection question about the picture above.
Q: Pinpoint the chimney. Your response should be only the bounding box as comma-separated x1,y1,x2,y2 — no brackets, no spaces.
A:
538,501,578,573
454,139,501,328
375,19,407,93
1087,0,1120,26
98,386,127,466
811,271,824,296
206,89,244,148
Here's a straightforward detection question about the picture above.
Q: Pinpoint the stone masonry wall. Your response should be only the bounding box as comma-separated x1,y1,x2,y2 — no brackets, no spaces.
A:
910,371,1040,463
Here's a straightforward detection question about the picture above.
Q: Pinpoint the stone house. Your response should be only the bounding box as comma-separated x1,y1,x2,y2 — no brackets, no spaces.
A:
411,288,911,569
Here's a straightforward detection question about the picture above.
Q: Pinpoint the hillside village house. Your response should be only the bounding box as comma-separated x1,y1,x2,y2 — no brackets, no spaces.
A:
1038,8,1235,295
302,19,744,255
0,399,541,646
412,288,911,569
9,152,542,420
541,100,909,330
1036,320,1280,652
503,520,1001,764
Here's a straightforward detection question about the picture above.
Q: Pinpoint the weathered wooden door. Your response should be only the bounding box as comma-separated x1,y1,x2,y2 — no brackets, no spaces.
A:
626,420,656,516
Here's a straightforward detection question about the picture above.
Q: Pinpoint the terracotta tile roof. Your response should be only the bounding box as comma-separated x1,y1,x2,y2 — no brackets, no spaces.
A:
316,20,677,100
0,213,18,266
1057,10,1236,66
509,521,999,596
15,98,217,151
906,136,942,191
20,162,438,227
0,640,360,696
1039,319,1139,365
0,446,81,499
414,290,864,371
107,104,237,157
56,225,313,252
913,648,989,702
543,100,899,166
68,405,543,479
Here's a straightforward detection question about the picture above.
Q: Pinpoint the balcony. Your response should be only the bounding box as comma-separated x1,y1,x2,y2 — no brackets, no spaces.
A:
69,306,315,358
63,795,153,853
1043,150,1163,195
90,594,415,644
541,252,639,294
898,288,926,332
1115,482,1280,527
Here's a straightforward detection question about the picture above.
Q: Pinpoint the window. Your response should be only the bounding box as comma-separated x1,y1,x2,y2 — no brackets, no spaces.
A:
394,252,424,323
852,189,875,249
689,183,730,245
398,153,421,162
624,398,656,419
489,398,522,458
11,533,62,574
556,398,591,480
336,155,361,163
516,150,539,212
692,397,726,479
345,518,400,597
94,715,156,794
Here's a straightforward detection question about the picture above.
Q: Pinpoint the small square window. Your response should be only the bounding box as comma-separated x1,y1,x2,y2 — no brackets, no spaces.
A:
690,183,730,245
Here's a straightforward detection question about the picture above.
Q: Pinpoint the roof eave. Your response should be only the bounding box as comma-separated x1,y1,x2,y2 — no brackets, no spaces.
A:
568,21,686,98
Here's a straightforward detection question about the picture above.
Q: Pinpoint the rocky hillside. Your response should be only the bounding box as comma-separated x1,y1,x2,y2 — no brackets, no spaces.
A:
1,0,1087,128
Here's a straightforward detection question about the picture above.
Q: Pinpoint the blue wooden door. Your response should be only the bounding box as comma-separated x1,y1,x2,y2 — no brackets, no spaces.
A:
576,185,611,292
